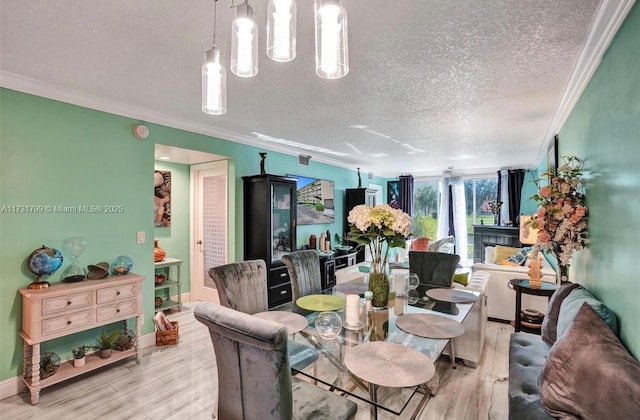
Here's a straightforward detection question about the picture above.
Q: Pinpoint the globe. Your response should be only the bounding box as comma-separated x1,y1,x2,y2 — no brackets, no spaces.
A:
112,255,133,275
26,246,63,289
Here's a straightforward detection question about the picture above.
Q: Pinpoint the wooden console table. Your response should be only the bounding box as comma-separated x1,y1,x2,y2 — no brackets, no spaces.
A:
18,273,144,404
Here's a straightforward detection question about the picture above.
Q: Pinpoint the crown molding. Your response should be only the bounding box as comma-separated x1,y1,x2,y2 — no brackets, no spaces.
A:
0,71,355,172
537,0,636,163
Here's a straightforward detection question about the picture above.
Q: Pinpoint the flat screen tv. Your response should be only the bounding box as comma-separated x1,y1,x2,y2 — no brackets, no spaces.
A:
287,174,335,225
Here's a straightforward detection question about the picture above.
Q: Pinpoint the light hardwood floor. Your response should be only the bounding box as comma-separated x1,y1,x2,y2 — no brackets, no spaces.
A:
2,303,511,420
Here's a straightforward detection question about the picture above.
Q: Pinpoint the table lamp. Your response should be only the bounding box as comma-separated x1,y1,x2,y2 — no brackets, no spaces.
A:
519,215,542,288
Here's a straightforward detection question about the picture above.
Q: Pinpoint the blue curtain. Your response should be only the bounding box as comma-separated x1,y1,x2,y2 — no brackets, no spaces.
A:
399,175,414,216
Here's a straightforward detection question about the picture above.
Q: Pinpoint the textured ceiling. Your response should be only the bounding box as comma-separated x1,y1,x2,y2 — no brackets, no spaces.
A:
0,0,603,176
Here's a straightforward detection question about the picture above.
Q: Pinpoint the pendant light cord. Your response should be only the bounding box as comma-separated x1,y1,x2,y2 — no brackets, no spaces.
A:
212,0,218,45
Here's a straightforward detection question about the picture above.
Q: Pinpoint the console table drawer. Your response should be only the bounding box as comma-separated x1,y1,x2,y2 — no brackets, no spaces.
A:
42,310,93,338
97,283,137,303
42,291,92,315
96,299,137,322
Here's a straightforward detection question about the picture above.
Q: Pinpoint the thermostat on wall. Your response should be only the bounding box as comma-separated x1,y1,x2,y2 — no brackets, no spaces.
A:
133,124,149,139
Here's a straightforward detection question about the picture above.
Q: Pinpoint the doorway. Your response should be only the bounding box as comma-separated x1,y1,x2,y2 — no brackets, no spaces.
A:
191,160,229,302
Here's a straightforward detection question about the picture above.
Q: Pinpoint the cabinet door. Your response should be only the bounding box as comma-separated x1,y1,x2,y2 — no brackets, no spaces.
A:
271,182,295,264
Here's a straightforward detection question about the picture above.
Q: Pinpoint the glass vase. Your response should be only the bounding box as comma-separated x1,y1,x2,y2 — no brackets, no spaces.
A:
368,272,389,308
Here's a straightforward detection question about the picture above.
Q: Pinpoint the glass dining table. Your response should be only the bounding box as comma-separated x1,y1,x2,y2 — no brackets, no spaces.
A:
273,287,479,418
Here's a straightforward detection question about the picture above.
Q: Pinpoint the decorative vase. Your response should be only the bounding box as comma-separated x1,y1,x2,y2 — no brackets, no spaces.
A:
368,272,390,308
73,357,86,368
154,239,166,262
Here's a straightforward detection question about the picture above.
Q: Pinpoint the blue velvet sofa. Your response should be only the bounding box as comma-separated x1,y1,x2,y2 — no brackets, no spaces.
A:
508,284,640,419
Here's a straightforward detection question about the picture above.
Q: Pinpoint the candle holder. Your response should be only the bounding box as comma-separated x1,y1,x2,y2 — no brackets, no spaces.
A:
343,295,365,331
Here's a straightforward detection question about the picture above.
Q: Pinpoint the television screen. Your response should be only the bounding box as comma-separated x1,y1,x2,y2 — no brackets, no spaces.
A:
287,175,335,225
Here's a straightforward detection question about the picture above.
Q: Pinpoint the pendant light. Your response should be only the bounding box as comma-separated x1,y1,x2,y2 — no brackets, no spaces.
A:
231,1,258,77
202,0,227,115
314,0,348,79
267,0,297,62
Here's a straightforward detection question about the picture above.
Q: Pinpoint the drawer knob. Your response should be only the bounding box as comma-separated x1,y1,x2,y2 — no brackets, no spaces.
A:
67,320,72,325
116,309,120,313
280,273,287,277
116,291,121,295
280,290,287,295
67,301,71,306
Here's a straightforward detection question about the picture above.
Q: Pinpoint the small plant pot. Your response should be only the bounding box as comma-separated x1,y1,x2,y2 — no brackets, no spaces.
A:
73,356,86,368
99,349,112,359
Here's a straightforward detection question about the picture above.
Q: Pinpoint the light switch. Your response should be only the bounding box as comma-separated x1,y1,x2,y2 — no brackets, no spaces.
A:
137,231,145,244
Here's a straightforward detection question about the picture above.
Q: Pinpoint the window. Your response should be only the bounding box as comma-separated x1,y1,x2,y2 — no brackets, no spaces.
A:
464,178,498,258
411,180,439,240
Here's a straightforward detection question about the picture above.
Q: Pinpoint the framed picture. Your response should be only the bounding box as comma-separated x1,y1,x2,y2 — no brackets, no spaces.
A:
387,180,399,208
154,170,171,227
547,135,558,181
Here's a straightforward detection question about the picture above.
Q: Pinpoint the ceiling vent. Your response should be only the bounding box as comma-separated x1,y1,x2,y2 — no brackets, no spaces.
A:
298,155,311,166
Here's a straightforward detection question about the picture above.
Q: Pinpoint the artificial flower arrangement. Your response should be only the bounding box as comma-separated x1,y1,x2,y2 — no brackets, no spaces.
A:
347,204,411,306
529,155,589,282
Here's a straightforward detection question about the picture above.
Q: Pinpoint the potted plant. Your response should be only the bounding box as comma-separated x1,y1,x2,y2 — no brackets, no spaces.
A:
94,330,119,359
72,345,88,367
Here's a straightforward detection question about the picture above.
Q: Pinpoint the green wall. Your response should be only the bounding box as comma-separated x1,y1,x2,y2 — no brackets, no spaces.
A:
526,4,640,357
0,89,389,381
559,3,640,357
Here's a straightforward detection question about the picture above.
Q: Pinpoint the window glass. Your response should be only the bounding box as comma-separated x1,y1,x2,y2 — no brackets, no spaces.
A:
463,178,498,258
411,181,439,240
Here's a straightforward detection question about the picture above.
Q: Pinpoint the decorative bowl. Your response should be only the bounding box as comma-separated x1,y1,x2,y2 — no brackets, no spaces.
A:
155,274,166,285
155,297,164,308
334,245,353,253
87,263,110,279
314,311,343,339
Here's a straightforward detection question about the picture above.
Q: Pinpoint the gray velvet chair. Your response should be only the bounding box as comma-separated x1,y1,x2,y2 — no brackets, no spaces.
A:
208,259,318,371
194,302,358,420
408,250,461,297
281,250,323,301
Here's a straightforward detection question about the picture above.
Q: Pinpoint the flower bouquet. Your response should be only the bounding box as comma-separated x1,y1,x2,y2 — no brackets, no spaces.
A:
347,204,411,307
529,156,589,282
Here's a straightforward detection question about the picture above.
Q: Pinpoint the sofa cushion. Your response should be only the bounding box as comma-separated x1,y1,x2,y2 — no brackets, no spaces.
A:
508,333,553,420
557,286,618,339
506,247,532,265
428,236,455,253
453,271,469,286
492,245,520,263
539,303,640,419
540,282,580,346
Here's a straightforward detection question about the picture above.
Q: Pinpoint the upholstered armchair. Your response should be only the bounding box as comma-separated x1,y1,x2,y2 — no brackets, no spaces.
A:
194,302,357,420
281,250,323,301
408,250,461,297
208,260,319,371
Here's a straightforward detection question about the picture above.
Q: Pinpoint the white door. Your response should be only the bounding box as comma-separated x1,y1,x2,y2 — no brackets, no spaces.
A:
191,160,228,303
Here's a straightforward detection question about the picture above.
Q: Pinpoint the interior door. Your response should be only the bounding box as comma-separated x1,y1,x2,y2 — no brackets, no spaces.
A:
191,160,228,303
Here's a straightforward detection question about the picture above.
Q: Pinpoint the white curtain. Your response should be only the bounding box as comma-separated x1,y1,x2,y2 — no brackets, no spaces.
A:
499,169,510,225
437,176,468,258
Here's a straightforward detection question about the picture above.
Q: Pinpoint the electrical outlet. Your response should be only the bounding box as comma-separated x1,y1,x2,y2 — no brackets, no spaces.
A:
136,231,145,244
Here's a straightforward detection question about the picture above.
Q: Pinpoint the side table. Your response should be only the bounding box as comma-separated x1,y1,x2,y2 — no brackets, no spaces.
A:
509,279,557,333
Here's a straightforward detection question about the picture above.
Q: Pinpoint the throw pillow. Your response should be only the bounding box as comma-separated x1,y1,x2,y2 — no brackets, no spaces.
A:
498,259,519,266
428,236,455,253
491,245,520,263
483,246,496,264
539,303,640,419
557,286,618,338
411,237,429,251
453,272,468,286
506,247,532,265
540,282,580,346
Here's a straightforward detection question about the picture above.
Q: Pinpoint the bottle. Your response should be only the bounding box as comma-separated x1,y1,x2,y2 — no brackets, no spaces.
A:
319,233,326,251
325,230,331,250
309,235,317,249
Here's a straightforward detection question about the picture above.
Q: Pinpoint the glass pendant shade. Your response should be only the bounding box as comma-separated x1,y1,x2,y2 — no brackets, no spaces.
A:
231,3,258,77
314,0,348,79
267,0,297,62
202,46,227,115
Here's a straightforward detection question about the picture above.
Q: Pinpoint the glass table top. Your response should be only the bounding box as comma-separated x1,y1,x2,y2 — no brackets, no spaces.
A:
273,288,478,416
